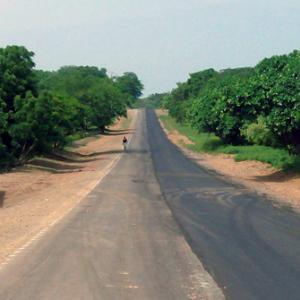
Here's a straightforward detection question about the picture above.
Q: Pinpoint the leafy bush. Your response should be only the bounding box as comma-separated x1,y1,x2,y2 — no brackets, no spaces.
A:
188,69,254,144
253,50,300,152
242,117,277,146
165,50,300,153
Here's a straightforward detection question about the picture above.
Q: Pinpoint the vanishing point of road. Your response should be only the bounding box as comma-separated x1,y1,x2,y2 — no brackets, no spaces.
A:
0,109,300,300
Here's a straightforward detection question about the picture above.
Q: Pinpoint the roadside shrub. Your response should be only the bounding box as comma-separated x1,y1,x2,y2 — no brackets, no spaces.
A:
242,117,277,146
166,50,300,153
253,50,300,153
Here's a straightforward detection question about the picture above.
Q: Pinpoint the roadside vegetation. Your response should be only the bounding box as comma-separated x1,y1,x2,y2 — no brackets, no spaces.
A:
0,45,143,169
134,93,167,108
160,115,300,171
161,50,300,172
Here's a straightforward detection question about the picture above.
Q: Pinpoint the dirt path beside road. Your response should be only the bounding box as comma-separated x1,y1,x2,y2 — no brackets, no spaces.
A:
0,110,137,264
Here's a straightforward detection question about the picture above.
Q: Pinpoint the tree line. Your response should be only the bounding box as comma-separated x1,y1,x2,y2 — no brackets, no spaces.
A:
0,45,143,169
163,50,300,154
134,93,167,108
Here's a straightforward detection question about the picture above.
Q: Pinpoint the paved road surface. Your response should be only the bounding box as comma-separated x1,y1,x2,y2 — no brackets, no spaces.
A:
147,109,300,300
1,109,300,300
0,110,223,300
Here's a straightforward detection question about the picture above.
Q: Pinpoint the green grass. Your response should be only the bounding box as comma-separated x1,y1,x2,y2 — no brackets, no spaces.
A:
65,132,85,144
159,114,300,172
159,115,224,151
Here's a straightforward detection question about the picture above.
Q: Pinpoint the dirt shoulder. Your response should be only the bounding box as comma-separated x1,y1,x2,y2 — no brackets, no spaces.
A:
156,109,300,212
0,110,137,264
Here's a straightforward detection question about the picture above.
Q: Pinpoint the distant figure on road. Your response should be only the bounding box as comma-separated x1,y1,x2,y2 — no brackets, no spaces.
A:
122,136,128,151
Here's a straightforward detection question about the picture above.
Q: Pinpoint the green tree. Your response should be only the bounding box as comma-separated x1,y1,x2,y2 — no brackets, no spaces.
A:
177,50,300,152
35,66,132,132
0,45,144,169
164,69,218,123
84,79,127,131
10,91,81,158
0,46,37,153
0,98,8,167
114,72,144,104
254,50,300,152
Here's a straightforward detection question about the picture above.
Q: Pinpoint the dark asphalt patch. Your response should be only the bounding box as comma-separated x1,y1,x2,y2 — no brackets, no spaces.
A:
147,109,300,300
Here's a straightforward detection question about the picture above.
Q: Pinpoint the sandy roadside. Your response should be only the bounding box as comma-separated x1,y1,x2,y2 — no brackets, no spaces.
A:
156,109,300,212
0,110,137,264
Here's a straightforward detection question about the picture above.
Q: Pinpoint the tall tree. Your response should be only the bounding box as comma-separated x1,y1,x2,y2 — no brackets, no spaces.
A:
0,46,37,152
114,72,144,104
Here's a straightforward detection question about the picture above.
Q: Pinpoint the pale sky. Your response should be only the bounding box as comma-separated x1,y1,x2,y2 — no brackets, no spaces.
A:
0,0,299,95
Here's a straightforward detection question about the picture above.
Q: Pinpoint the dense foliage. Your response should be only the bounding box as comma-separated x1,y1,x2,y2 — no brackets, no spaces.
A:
114,72,144,106
164,50,300,153
0,45,143,168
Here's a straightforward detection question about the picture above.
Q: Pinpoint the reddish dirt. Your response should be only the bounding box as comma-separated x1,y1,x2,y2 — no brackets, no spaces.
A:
156,110,300,212
0,110,137,263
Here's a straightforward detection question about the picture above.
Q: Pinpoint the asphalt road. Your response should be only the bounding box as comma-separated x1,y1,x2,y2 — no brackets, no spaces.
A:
1,109,300,300
0,110,223,300
147,109,300,300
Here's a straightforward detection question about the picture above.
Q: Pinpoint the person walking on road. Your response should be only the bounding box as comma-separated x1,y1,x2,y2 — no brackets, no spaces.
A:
122,136,128,151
